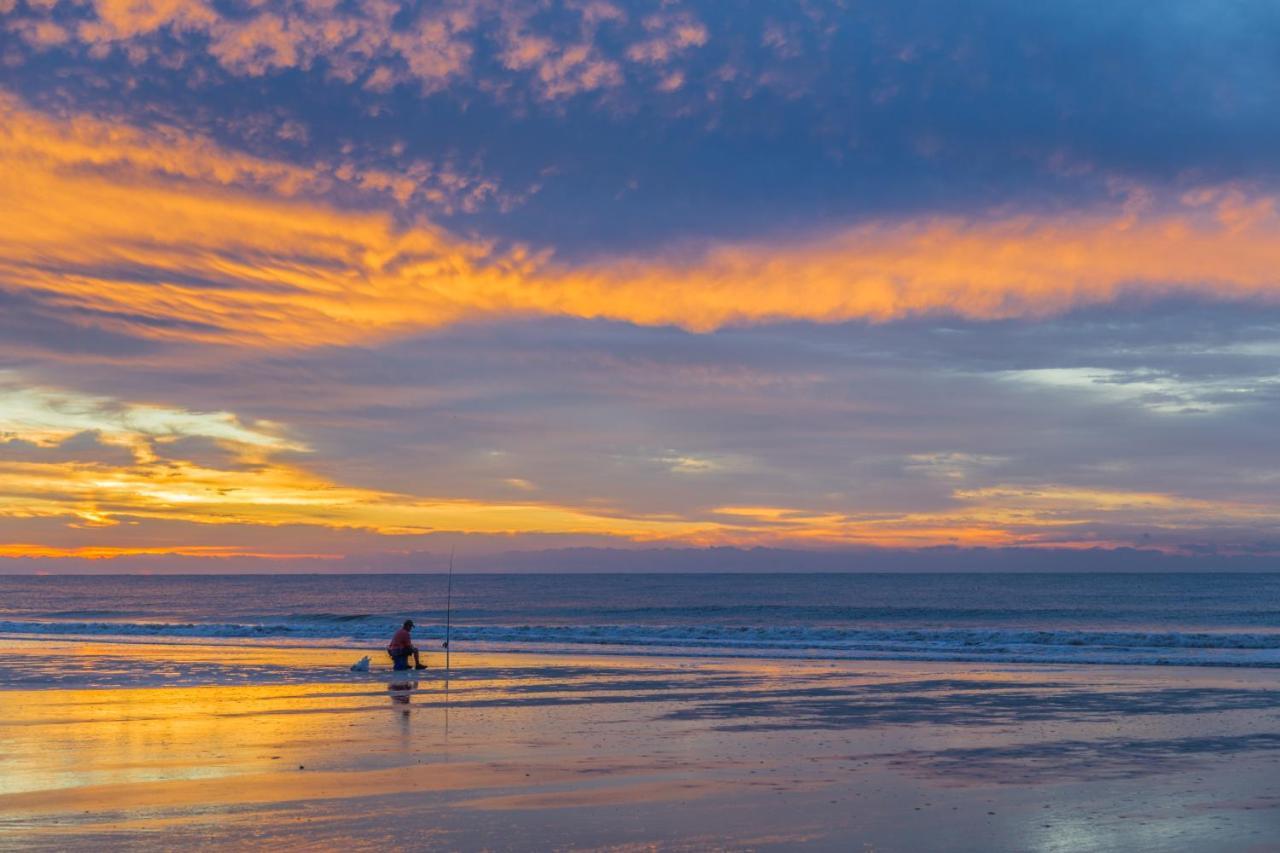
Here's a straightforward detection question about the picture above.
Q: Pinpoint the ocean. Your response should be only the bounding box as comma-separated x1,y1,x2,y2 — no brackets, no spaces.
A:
2,573,1279,668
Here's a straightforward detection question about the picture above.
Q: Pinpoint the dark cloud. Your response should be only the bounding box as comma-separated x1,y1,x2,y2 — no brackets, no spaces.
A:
6,0,1280,253
0,431,137,467
0,289,165,362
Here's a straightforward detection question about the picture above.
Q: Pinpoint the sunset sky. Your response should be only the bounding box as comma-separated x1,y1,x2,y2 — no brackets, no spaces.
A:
3,0,1280,571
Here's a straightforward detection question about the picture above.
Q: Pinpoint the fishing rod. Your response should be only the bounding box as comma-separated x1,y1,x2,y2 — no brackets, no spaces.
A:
443,545,454,738
444,545,454,673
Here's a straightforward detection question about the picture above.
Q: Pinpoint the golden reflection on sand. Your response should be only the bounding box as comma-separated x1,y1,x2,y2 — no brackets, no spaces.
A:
2,639,1279,849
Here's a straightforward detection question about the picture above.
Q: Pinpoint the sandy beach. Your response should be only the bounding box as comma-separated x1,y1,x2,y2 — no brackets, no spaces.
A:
1,638,1278,851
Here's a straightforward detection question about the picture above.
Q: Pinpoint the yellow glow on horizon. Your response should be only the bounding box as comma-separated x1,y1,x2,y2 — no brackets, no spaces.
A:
1,379,1274,557
0,544,342,559
0,456,726,539
3,463,1272,556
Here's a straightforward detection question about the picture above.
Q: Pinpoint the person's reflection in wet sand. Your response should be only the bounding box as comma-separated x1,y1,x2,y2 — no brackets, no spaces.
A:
388,678,418,718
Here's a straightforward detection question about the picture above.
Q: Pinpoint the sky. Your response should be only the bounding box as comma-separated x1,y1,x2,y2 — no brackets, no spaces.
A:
2,0,1280,572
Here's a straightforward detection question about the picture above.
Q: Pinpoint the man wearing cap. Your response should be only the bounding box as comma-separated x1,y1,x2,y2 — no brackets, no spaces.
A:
388,619,427,670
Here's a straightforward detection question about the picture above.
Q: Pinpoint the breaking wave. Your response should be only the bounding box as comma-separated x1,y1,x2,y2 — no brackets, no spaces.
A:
3,618,1278,667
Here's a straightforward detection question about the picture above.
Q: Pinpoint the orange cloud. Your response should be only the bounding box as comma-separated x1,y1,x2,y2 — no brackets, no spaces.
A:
72,0,475,89
0,381,722,545
705,485,1280,550
627,11,708,64
12,0,682,99
0,544,339,559
12,442,1274,554
5,96,1280,351
77,0,218,43
0,94,533,347
3,379,1275,555
0,455,724,540
565,187,1280,331
0,92,501,213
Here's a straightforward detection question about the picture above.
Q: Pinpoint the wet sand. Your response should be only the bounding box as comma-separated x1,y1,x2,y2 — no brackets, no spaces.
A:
1,638,1278,850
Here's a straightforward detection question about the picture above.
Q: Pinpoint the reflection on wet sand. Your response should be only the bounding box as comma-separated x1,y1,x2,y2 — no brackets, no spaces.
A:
1,639,1278,850
388,678,419,705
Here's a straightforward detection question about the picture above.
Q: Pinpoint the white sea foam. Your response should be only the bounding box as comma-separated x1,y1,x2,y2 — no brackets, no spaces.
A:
3,619,1278,667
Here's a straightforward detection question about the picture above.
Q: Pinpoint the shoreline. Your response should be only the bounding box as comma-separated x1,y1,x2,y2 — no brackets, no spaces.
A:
2,630,1279,678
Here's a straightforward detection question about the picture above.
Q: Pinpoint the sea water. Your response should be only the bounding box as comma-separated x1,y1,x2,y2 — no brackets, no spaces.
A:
1,573,1278,667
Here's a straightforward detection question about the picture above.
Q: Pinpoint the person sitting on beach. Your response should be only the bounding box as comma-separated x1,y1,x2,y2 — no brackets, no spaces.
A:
387,620,426,671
